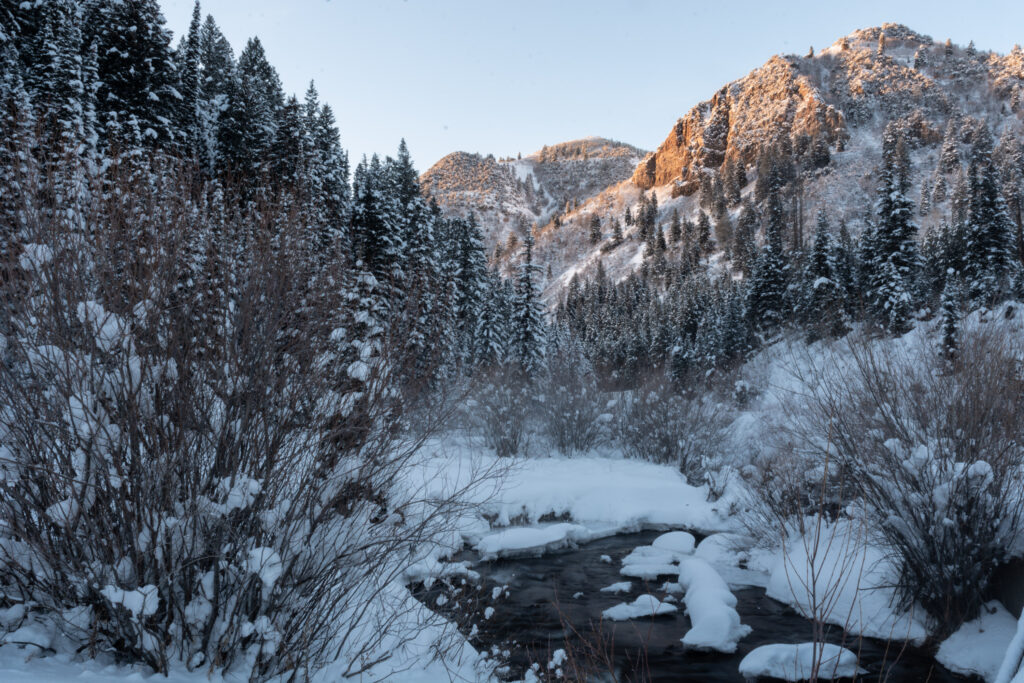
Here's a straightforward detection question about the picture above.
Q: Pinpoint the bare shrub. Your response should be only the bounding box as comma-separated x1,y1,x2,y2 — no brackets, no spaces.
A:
782,325,1024,636
0,155,477,680
541,328,606,455
474,366,528,458
614,373,724,482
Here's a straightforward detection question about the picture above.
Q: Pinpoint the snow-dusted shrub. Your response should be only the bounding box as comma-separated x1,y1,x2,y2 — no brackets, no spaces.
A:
614,374,724,481
788,326,1024,636
540,328,605,455
0,161,465,680
475,367,528,457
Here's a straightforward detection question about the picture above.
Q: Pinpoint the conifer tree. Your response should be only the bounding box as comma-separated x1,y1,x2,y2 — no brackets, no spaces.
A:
964,130,1014,300
696,210,712,255
867,124,920,332
940,120,960,175
222,37,284,178
940,277,961,361
589,214,601,244
746,191,789,337
513,230,546,376
801,209,848,340
85,0,182,148
668,208,682,244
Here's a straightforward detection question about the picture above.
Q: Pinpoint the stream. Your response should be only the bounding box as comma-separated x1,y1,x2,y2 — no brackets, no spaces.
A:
414,530,975,682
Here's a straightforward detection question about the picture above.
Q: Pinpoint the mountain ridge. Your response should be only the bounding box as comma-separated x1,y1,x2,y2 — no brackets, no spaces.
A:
422,24,1024,302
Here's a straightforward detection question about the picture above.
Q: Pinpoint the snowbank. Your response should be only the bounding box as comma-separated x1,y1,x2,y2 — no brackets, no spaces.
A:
415,441,736,537
938,601,1018,683
474,522,591,560
738,643,864,681
766,520,928,645
676,558,751,652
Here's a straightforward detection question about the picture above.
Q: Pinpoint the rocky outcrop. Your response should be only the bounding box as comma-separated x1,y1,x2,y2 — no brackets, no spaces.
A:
420,138,645,248
631,23,982,193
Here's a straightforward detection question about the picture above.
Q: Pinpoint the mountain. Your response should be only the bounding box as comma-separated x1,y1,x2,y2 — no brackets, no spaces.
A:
424,25,1024,303
419,137,646,251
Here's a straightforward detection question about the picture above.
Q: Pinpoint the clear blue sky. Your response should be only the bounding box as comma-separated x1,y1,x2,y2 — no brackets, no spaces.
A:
158,0,1024,172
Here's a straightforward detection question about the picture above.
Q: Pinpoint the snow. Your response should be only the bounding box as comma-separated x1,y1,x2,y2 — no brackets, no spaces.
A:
18,244,53,271
996,605,1024,683
602,594,678,621
416,441,737,536
937,601,1018,683
244,548,283,591
651,530,696,555
676,558,751,652
765,519,928,645
738,643,865,681
0,645,241,683
599,581,632,594
100,585,159,618
475,522,591,560
617,533,701,580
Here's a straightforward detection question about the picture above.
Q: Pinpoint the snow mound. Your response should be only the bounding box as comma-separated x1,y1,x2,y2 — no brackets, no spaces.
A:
602,594,678,621
618,533,699,580
937,601,1017,683
651,531,696,555
738,643,865,681
676,558,750,652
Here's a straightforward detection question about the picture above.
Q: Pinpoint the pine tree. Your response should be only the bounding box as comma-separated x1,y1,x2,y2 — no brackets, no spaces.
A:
714,211,733,256
177,1,203,161
932,172,947,204
350,154,404,284
801,209,848,340
696,210,712,255
868,124,921,332
940,277,961,361
914,48,926,70
668,208,682,243
222,37,284,178
588,213,601,244
85,0,182,148
733,200,758,276
513,230,546,376
198,14,235,175
964,130,1014,300
746,194,789,337
940,120,960,174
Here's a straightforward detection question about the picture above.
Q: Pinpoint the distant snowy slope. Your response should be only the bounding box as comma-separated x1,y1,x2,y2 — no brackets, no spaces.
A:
428,24,1024,306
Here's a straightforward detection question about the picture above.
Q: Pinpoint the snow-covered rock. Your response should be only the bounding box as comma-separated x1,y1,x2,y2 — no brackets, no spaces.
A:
602,594,678,621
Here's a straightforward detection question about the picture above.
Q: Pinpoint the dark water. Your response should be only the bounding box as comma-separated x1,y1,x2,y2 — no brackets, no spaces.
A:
414,530,978,682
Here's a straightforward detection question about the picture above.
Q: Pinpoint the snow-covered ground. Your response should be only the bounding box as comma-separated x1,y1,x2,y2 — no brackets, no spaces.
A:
5,306,1024,682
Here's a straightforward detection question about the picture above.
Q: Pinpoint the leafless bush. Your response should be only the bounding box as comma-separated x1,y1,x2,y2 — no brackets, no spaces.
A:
0,153,479,680
782,326,1024,636
613,374,724,482
541,330,606,456
474,367,529,458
